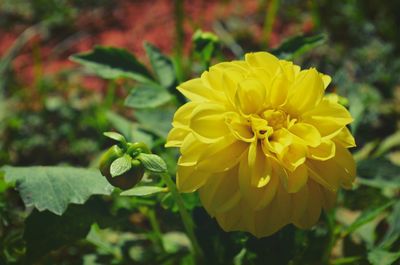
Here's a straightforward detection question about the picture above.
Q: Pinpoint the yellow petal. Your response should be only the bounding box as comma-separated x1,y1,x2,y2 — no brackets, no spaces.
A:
268,75,290,107
319,73,332,89
286,164,308,193
196,137,248,173
238,151,279,210
307,139,336,161
190,103,230,143
198,167,241,215
225,112,254,142
253,183,291,237
178,134,206,166
288,123,321,147
280,142,307,171
302,98,353,137
284,68,324,116
171,101,198,128
177,78,224,102
333,127,356,148
291,183,309,224
235,78,266,115
293,180,322,228
245,52,281,76
165,127,190,147
176,164,210,192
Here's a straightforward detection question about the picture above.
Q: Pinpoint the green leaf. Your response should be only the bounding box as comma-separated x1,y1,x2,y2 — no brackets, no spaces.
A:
374,131,400,157
378,201,400,249
343,200,395,236
134,107,175,138
357,158,400,188
192,29,220,66
106,111,153,147
110,154,132,177
120,186,166,196
2,166,113,215
125,83,172,109
24,199,110,262
70,46,153,82
137,153,167,173
271,34,326,60
368,249,400,265
144,42,176,88
103,131,126,143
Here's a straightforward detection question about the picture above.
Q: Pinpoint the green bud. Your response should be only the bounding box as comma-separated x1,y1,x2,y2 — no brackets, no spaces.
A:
99,145,145,190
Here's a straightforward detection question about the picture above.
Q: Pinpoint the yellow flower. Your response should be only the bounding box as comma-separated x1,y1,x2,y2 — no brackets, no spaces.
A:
166,52,356,237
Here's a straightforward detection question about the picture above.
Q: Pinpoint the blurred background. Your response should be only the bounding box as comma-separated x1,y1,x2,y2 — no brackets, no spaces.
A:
1,0,400,264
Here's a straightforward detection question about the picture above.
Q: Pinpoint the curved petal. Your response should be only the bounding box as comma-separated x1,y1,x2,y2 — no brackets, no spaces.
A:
288,123,321,147
286,163,308,193
176,164,211,192
165,127,190,147
293,180,322,229
177,78,224,102
245,52,281,76
284,68,324,116
307,139,336,161
333,127,356,148
302,98,353,137
235,78,266,115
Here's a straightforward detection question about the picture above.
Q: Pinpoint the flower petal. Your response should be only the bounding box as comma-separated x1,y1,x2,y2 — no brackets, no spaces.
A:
176,164,210,192
288,123,321,147
307,139,336,161
302,98,353,137
284,68,324,116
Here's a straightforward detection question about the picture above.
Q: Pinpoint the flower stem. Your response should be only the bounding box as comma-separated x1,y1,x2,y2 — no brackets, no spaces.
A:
160,172,204,260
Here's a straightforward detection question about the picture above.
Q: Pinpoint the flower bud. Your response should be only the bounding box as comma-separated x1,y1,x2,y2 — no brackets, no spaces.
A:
99,144,145,190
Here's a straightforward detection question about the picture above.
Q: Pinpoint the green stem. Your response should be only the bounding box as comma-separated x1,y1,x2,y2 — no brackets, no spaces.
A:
262,0,280,49
146,208,165,253
160,173,203,260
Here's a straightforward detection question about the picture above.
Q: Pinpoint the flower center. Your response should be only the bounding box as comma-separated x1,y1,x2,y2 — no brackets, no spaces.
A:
262,109,287,130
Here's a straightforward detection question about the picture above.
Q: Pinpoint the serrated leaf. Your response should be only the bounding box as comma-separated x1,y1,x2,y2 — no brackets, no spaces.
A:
103,131,126,143
137,153,167,173
343,201,395,236
70,46,153,82
2,166,113,215
144,42,176,88
110,154,132,177
125,83,172,109
271,34,326,60
24,199,111,262
120,186,166,196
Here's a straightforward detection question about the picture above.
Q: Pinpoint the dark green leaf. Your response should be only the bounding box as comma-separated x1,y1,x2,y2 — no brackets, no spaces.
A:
110,154,132,177
137,153,167,173
24,199,110,263
144,42,176,88
125,83,172,109
271,34,326,60
343,201,395,236
378,201,400,249
2,166,113,215
70,46,153,82
357,158,400,188
120,186,166,196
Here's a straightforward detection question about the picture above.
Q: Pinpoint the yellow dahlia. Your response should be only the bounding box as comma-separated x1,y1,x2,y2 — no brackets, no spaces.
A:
166,52,356,237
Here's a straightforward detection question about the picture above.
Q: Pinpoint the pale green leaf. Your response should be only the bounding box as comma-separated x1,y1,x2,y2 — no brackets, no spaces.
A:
120,186,166,196
137,153,167,173
103,131,126,143
1,166,113,215
110,155,132,177
125,83,172,109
